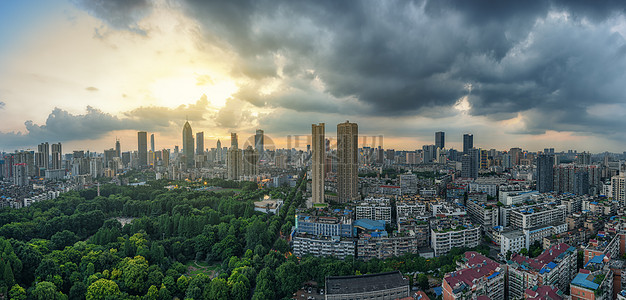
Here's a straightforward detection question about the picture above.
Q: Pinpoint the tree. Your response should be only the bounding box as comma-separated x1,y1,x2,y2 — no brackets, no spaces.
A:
230,281,248,300
69,282,87,300
51,230,79,250
145,285,158,300
32,281,63,300
4,262,15,288
207,278,229,300
8,284,26,300
118,256,149,294
86,279,121,300
417,273,429,290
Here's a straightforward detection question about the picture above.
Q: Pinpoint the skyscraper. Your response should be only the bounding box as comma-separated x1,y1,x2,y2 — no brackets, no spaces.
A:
463,134,473,154
255,129,264,154
536,154,554,193
312,123,325,204
150,134,155,152
36,142,50,170
182,121,194,168
216,139,222,162
137,131,148,167
115,139,121,157
435,131,445,149
461,148,479,179
231,133,238,149
51,143,62,170
337,121,359,202
243,146,259,176
196,132,204,155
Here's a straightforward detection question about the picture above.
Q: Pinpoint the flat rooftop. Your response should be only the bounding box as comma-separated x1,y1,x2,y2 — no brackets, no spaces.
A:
325,271,408,295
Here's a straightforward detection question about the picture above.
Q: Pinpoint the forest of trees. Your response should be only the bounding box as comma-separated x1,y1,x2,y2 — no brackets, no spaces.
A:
0,174,486,299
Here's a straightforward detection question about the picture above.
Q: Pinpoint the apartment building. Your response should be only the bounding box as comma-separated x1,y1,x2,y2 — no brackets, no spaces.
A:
431,217,481,257
507,243,577,298
292,234,356,259
355,197,392,224
509,204,566,229
295,214,353,237
466,199,499,230
442,252,505,300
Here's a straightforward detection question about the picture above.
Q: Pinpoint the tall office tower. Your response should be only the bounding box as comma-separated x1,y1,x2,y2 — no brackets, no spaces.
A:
183,121,194,168
216,139,222,162
480,149,488,169
461,148,479,179
243,146,259,176
573,171,589,195
311,123,325,204
337,121,359,203
612,174,626,206
227,148,242,180
463,134,473,154
36,142,50,169
51,143,62,170
422,145,437,163
435,131,445,149
150,134,155,152
231,133,238,149
255,129,264,154
162,149,170,167
137,132,148,167
104,149,116,168
115,139,121,157
509,147,522,166
376,146,383,164
196,132,204,155
536,154,554,193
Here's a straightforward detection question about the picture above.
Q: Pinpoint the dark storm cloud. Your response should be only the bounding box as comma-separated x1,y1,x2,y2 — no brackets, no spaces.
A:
72,0,152,34
74,0,626,140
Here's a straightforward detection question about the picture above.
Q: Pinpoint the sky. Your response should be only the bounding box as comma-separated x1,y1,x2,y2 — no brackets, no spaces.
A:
1,0,626,153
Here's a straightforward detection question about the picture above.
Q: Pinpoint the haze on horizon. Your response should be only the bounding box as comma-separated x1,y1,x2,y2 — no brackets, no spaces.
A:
1,0,626,153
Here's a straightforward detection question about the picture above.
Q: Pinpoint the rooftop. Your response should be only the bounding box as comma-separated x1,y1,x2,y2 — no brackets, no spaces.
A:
509,243,575,273
325,271,408,295
444,252,501,292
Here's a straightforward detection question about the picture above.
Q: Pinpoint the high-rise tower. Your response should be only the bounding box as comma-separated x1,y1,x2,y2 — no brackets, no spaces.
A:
337,121,359,202
255,129,264,154
536,154,554,193
150,134,155,152
115,139,121,157
463,134,473,155
137,132,148,167
196,132,204,155
312,123,325,204
435,131,445,149
51,143,62,170
231,133,238,149
183,121,194,168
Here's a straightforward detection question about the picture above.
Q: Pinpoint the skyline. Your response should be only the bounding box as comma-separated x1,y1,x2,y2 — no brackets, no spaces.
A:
2,1,626,152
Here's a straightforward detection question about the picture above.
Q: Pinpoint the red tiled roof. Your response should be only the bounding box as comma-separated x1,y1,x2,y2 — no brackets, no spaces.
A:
443,252,500,289
511,243,571,271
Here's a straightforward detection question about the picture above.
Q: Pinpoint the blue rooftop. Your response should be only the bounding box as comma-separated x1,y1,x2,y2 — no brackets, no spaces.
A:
487,272,500,280
572,273,599,290
354,219,386,231
433,287,442,296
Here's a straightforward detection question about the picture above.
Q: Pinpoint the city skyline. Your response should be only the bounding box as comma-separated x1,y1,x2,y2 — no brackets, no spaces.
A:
2,1,626,152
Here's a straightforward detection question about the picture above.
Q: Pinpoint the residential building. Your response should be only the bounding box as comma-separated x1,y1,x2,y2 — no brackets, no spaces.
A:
337,121,359,202
312,123,325,204
325,271,409,300
442,252,505,300
292,234,355,259
430,216,481,256
507,243,577,298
